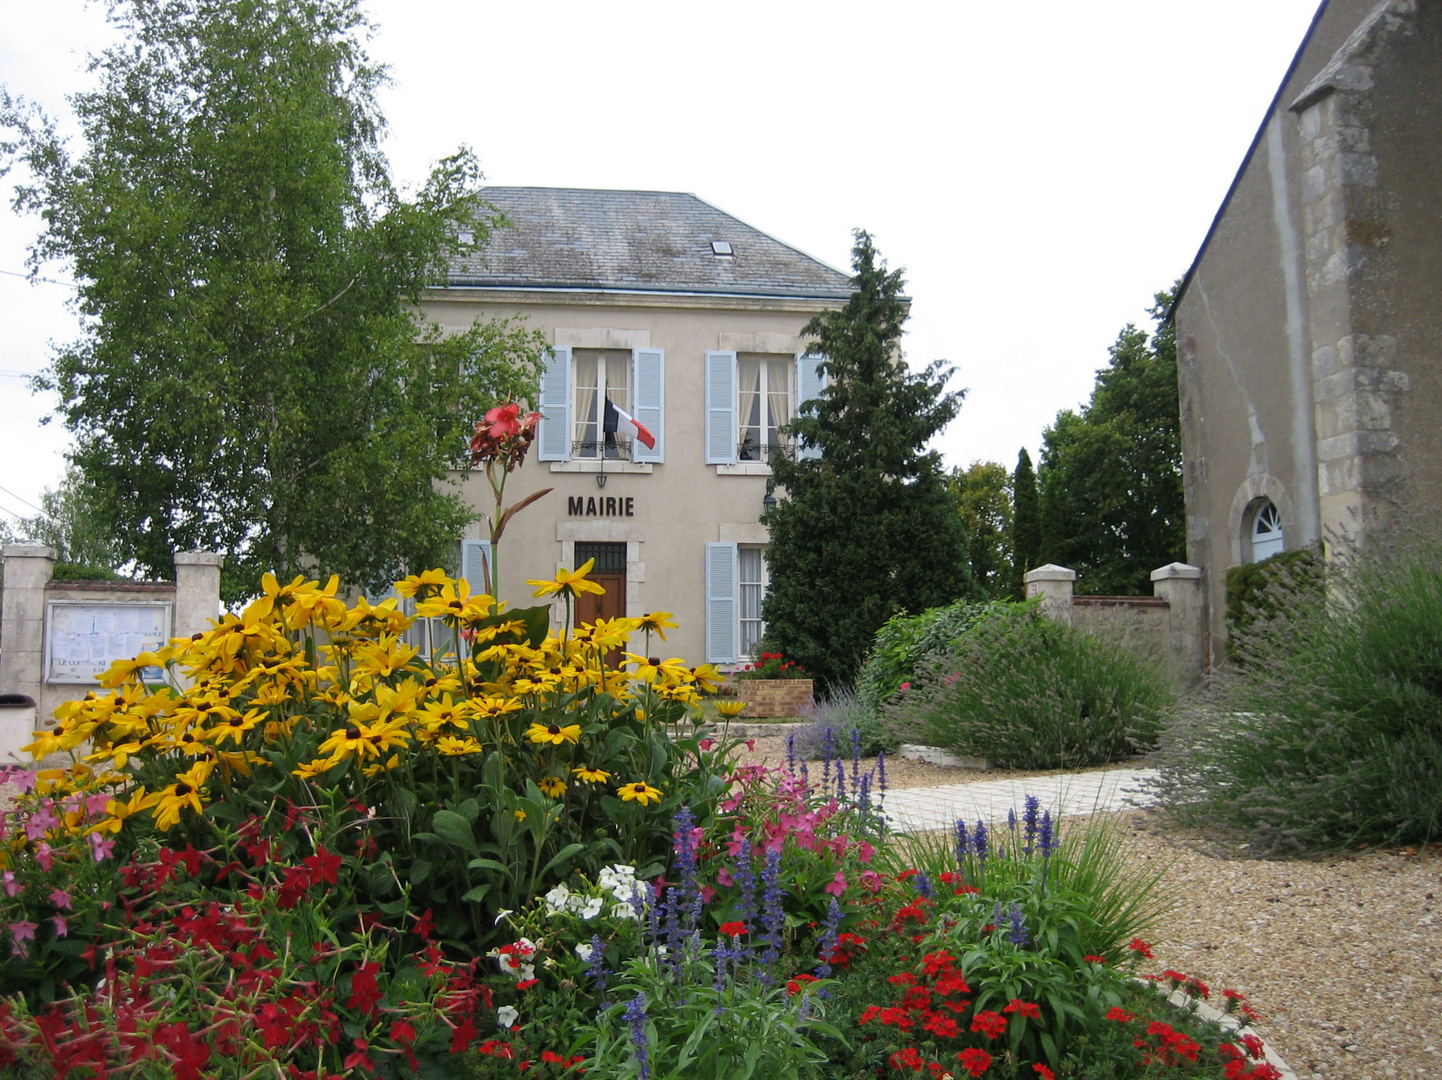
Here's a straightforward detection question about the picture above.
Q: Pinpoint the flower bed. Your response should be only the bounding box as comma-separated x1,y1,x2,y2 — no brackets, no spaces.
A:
0,568,1283,1078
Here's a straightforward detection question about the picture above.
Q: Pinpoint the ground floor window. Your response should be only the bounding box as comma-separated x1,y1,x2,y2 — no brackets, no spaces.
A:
705,541,769,665
1249,499,1284,561
738,545,767,658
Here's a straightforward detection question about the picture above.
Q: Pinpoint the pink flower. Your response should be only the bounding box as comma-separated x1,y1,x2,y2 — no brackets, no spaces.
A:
48,889,72,911
35,843,53,872
89,832,116,862
856,839,875,864
746,739,756,752
715,866,734,887
50,917,67,939
860,869,883,894
699,738,715,751
899,682,910,691
824,871,847,898
700,885,717,903
484,402,522,440
8,920,37,958
1,872,17,898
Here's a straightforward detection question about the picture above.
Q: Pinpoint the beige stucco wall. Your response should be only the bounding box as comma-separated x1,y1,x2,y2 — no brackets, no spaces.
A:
419,288,839,666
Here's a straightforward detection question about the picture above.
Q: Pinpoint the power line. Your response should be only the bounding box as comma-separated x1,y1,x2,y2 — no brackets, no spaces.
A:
0,484,44,514
0,268,79,290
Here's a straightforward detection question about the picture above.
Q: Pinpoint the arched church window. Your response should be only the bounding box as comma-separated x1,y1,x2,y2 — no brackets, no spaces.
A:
1250,499,1284,561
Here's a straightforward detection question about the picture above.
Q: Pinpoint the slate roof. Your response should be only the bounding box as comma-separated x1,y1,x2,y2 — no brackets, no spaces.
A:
443,188,854,300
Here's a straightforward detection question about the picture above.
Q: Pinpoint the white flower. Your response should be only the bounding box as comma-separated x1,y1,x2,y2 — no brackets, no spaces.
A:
497,1005,519,1029
542,883,572,914
575,942,594,962
494,909,515,925
580,896,604,920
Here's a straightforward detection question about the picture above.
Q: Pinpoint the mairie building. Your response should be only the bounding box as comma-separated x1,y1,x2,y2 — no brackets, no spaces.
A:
419,188,851,668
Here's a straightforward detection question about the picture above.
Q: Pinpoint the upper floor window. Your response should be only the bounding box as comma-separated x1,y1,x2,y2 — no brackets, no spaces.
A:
573,350,631,459
537,346,664,464
737,356,794,462
706,351,825,466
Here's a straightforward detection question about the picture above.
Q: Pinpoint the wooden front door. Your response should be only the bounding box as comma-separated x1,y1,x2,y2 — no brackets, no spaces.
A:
572,542,627,627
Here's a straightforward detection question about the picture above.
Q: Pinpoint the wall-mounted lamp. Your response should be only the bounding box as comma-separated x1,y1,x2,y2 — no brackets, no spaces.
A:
596,473,608,488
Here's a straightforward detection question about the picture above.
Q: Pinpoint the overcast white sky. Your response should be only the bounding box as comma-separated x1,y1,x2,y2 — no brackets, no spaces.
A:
0,0,1324,527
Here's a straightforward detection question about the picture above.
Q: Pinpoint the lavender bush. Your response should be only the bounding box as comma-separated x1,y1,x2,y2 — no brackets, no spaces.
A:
885,603,1171,769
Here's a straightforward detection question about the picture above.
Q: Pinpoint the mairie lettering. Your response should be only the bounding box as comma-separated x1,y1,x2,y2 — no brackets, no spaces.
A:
567,496,635,517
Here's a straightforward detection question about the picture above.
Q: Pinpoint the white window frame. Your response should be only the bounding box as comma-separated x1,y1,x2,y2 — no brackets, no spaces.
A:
737,544,768,659
1249,500,1284,561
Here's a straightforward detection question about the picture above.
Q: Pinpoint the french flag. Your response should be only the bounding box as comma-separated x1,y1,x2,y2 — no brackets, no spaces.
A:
603,397,656,450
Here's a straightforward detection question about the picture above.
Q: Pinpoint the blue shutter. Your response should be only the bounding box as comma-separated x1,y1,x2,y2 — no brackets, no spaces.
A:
796,353,827,461
632,348,665,463
537,347,571,461
460,539,495,595
705,542,738,664
705,351,737,464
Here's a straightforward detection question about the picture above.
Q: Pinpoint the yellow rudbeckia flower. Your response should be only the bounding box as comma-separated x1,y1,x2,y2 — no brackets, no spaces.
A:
539,776,567,798
526,722,582,746
618,781,663,806
571,765,611,784
528,559,606,599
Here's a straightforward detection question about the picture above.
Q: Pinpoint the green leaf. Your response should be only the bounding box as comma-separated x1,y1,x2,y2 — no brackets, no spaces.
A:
537,842,586,879
431,809,479,855
461,884,491,904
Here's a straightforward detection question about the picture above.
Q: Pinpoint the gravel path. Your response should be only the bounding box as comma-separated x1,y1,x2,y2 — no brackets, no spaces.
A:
733,737,1442,1080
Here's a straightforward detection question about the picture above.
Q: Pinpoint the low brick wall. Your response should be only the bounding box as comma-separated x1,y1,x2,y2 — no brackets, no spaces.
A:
730,679,813,718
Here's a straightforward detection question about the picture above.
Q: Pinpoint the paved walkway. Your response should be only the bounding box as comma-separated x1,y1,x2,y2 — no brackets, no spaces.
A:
875,768,1159,833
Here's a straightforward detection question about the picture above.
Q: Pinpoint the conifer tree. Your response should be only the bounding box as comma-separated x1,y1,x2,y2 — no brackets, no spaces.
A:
762,232,974,691
1010,448,1041,599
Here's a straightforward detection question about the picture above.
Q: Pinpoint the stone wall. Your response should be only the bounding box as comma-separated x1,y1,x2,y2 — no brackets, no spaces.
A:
0,548,223,759
1024,562,1207,684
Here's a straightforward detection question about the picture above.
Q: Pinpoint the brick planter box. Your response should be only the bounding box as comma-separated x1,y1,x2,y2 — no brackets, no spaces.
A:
730,679,814,718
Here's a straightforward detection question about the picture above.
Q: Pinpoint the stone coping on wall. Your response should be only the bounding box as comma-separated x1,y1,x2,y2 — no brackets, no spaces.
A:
1071,595,1168,607
44,580,176,593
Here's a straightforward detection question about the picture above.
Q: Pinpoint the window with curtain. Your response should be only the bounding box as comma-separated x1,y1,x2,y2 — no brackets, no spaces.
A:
736,355,794,462
572,349,632,459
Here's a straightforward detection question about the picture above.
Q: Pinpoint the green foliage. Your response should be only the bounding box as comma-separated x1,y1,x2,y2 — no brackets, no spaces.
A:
578,956,839,1080
2,0,543,602
888,604,1172,769
854,598,999,713
1151,524,1442,852
13,467,122,573
50,563,120,581
887,810,1176,965
1223,546,1321,652
1011,447,1041,600
820,812,1251,1080
763,231,975,692
1038,287,1184,595
950,461,1013,600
